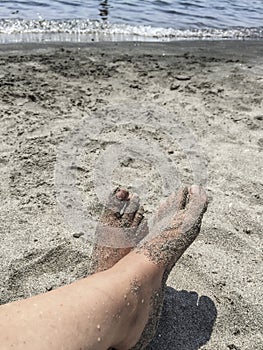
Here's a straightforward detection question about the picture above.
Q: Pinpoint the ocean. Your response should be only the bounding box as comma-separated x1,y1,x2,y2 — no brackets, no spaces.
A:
0,0,262,43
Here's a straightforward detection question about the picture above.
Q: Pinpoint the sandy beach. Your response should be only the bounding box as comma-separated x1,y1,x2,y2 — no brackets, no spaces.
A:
0,41,262,349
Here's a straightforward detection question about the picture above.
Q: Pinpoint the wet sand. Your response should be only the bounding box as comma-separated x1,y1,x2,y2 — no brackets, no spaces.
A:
0,41,262,349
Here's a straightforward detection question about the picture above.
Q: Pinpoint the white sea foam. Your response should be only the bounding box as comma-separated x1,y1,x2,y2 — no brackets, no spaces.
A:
0,19,262,44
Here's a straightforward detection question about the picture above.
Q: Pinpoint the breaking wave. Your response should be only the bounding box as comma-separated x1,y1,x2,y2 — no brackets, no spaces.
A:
0,19,262,44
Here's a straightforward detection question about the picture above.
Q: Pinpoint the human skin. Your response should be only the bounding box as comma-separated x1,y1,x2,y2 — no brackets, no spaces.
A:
0,185,207,350
0,252,163,350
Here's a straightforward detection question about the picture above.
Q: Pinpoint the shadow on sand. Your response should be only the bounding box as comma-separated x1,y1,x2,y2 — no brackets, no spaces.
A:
146,287,217,350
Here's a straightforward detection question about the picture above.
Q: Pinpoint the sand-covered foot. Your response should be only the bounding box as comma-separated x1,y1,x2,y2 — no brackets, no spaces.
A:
89,187,148,274
131,185,208,349
141,185,208,270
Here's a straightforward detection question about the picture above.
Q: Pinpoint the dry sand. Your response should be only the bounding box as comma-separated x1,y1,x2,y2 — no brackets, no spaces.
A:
0,41,262,349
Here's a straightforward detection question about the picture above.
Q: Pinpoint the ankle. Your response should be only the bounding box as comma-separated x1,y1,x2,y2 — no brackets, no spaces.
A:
111,251,165,300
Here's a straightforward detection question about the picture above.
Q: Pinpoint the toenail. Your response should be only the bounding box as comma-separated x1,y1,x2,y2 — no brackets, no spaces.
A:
116,189,129,200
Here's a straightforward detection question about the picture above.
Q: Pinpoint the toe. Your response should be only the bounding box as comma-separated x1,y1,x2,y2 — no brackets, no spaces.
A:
132,206,149,243
115,188,130,200
153,187,188,226
170,186,189,217
187,185,208,214
132,206,145,228
134,218,149,244
121,193,140,226
181,185,208,232
106,187,130,218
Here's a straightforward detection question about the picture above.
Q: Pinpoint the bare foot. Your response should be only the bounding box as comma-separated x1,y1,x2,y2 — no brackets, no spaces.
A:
129,185,208,349
89,187,148,274
139,185,208,270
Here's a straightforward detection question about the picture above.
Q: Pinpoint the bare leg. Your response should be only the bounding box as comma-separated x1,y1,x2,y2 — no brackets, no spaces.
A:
0,185,207,350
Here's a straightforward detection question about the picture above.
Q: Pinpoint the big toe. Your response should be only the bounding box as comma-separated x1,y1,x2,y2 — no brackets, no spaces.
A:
187,185,208,214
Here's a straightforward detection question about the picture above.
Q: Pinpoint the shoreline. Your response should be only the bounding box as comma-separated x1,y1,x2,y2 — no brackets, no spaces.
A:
0,40,262,349
1,39,263,55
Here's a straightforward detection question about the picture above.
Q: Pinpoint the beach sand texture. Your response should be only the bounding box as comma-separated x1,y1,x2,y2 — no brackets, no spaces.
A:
0,41,262,349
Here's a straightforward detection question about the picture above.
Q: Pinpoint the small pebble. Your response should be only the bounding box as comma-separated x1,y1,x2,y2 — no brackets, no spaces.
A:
233,328,240,335
227,344,240,350
175,75,191,81
73,232,84,238
244,228,251,234
170,83,180,91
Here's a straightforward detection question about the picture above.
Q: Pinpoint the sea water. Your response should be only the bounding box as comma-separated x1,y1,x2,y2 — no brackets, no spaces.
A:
0,0,262,43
